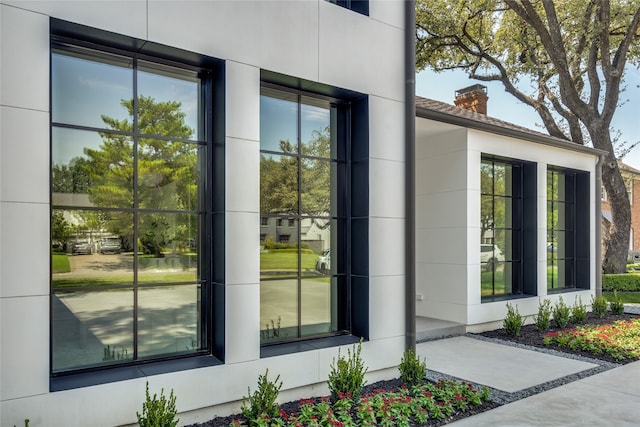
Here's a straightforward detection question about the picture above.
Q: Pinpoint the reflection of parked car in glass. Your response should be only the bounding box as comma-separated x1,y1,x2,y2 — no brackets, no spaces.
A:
99,237,122,254
315,249,331,274
71,239,92,255
480,244,504,272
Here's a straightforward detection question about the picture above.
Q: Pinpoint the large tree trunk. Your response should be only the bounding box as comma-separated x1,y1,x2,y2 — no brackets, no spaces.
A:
592,126,631,274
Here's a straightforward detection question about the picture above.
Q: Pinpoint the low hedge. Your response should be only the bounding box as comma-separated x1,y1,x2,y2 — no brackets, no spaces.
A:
602,274,640,292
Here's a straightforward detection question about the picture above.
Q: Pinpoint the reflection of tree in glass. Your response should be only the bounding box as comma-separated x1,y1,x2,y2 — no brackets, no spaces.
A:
52,157,92,193
480,162,506,249
261,126,331,216
86,95,198,257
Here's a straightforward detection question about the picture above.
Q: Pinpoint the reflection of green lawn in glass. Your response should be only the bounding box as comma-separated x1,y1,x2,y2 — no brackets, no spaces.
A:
481,271,505,297
260,252,320,279
53,272,196,288
52,253,71,273
260,251,317,270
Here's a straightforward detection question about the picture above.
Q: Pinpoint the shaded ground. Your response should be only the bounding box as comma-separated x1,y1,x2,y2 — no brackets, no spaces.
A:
477,312,640,365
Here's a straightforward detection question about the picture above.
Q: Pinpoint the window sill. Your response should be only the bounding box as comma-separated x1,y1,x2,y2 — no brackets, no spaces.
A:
50,355,222,392
481,293,536,304
260,335,361,358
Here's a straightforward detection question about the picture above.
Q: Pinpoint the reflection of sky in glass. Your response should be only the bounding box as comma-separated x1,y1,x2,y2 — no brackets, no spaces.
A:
138,67,199,136
52,52,199,136
301,103,330,147
260,95,331,153
52,127,108,165
261,96,297,152
52,52,132,128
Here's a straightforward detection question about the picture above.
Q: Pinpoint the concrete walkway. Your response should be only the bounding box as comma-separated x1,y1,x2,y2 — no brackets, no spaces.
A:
416,336,640,426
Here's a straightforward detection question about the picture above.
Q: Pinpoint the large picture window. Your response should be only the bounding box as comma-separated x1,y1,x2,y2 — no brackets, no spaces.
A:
547,167,591,291
259,86,348,345
51,42,212,373
480,156,537,299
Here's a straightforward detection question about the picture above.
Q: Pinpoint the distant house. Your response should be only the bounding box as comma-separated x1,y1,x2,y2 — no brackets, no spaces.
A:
415,87,603,329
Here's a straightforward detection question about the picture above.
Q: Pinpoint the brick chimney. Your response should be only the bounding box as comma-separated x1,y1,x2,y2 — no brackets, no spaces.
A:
454,84,488,115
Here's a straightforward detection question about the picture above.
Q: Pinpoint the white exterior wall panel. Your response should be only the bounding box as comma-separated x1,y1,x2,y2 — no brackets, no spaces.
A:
0,1,408,425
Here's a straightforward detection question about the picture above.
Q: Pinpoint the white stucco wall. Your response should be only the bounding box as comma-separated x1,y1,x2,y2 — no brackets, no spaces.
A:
416,117,598,328
0,1,408,425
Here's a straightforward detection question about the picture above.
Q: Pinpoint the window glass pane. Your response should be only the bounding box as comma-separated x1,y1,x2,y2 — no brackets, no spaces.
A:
260,219,299,280
300,98,331,158
260,91,298,153
52,50,133,128
52,128,134,208
556,259,574,288
480,160,493,194
51,209,134,290
301,159,333,216
305,220,333,276
301,276,337,337
137,285,201,358
260,153,298,214
52,289,134,371
494,163,512,196
137,213,199,284
493,196,513,229
260,279,298,344
494,229,514,261
138,139,201,210
138,62,200,139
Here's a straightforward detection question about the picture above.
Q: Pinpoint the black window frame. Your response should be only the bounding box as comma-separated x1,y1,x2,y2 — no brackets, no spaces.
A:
259,71,369,356
326,0,369,15
480,155,537,301
49,19,225,391
547,166,591,291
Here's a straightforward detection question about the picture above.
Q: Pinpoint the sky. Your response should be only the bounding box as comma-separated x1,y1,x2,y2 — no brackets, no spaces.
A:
416,68,640,169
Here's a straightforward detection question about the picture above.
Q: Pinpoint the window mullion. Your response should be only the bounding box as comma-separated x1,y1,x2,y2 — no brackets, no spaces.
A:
132,58,139,361
297,94,303,340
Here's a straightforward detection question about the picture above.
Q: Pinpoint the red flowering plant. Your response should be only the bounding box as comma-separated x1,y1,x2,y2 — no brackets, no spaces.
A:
543,318,640,361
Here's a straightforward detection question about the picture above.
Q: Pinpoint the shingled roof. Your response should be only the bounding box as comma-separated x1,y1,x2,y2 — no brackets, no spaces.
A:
415,95,604,157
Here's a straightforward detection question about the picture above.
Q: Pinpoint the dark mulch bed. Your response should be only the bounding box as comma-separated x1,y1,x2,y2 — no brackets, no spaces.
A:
476,312,640,365
187,378,499,427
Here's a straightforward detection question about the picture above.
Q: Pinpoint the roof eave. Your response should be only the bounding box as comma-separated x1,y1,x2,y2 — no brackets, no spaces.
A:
416,105,607,158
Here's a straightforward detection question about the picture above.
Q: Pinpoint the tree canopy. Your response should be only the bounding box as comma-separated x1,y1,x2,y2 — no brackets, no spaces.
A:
417,0,640,273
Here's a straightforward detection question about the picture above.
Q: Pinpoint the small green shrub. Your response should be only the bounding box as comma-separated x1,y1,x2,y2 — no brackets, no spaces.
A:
503,302,525,337
552,296,571,329
136,382,178,427
591,294,608,318
609,290,625,315
571,296,587,324
533,298,552,332
602,274,640,292
241,369,283,425
398,348,427,388
327,339,368,402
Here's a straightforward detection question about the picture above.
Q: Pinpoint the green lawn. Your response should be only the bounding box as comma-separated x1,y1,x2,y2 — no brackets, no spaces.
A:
52,253,71,273
603,292,640,304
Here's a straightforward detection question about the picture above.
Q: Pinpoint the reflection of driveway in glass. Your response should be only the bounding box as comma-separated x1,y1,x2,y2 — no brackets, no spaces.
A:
52,286,198,371
65,253,134,276
260,278,332,333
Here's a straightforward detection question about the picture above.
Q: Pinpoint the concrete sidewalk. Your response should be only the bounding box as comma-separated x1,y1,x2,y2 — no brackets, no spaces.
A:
416,336,640,426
